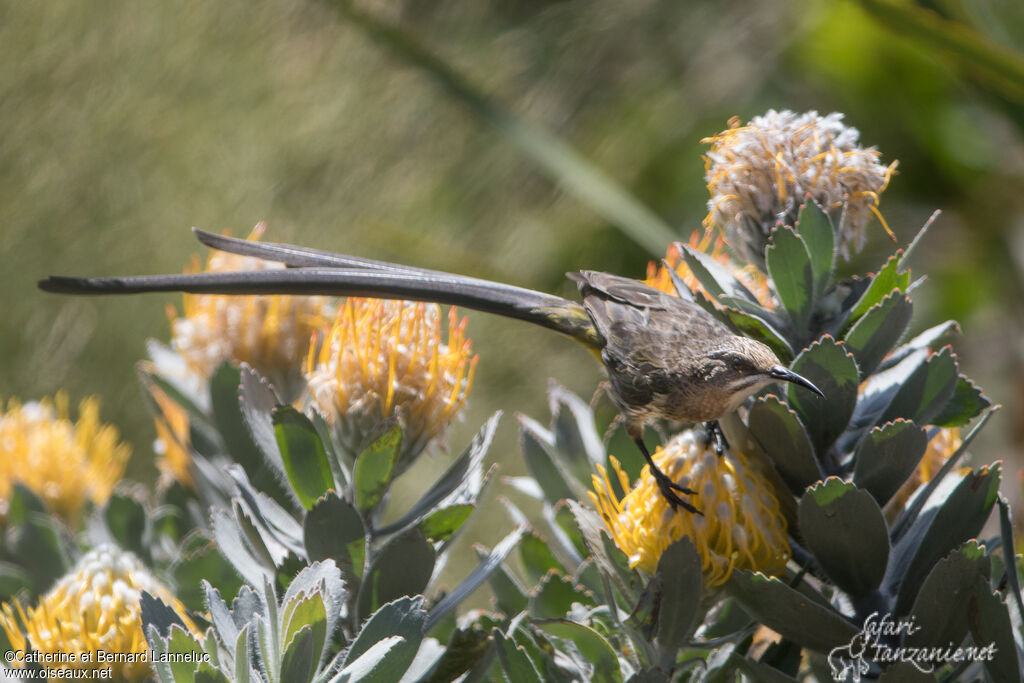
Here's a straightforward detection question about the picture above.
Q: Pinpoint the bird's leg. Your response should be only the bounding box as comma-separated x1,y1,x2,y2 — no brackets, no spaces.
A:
704,420,729,456
633,437,701,515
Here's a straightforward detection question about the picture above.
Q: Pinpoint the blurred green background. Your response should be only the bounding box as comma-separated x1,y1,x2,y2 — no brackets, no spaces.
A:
4,0,1024,554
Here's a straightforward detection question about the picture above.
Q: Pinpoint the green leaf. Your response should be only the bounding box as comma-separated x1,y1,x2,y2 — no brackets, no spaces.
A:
238,365,287,479
6,512,70,592
6,482,47,524
787,336,859,456
420,505,474,543
282,592,328,672
520,532,566,586
211,507,272,588
492,629,543,683
967,574,1023,683
843,291,913,378
852,419,928,507
906,541,989,652
766,225,815,331
175,534,244,612
848,253,910,323
479,547,529,616
715,301,795,362
528,572,595,620
881,320,961,370
423,619,499,683
0,563,31,598
103,493,149,560
354,425,402,513
795,201,835,297
357,527,435,620
748,396,822,493
211,362,283,498
343,596,426,676
680,244,763,304
141,592,189,640
272,406,335,510
997,497,1024,627
877,662,938,682
518,414,577,504
653,538,702,670
533,620,621,683
565,501,638,604
426,527,525,631
374,412,499,536
164,626,205,681
280,624,315,683
335,636,408,682
890,463,1001,615
881,346,958,426
726,570,859,653
549,383,606,482
303,493,367,580
932,375,991,428
798,479,890,595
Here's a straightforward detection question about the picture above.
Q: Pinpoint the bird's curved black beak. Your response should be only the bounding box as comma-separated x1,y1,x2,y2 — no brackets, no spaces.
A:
769,365,825,398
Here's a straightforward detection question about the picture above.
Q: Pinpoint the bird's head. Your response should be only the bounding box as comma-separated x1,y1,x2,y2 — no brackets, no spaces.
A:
702,337,824,413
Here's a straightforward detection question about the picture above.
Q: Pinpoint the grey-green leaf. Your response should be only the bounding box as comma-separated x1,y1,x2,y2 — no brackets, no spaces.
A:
726,570,859,653
344,595,425,676
905,541,988,653
798,479,890,595
653,538,702,669
766,225,815,331
304,493,366,580
356,528,435,620
795,200,835,297
843,291,913,378
493,629,543,683
852,419,928,506
787,336,859,456
880,346,958,427
889,463,1001,615
748,395,822,493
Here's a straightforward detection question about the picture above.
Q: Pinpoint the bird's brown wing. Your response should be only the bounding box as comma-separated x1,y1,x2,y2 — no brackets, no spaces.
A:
568,270,731,346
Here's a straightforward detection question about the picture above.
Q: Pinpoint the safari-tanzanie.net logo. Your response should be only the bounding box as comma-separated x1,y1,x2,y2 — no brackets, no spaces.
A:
827,612,997,681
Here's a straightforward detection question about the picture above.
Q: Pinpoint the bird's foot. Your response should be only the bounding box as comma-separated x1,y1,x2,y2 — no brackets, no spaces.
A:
633,436,701,514
653,469,701,514
705,420,729,456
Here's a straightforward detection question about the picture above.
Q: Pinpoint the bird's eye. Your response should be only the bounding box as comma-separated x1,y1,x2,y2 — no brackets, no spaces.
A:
730,355,742,368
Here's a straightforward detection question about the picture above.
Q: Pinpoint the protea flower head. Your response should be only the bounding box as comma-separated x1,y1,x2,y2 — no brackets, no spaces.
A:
305,298,477,472
0,393,130,524
168,223,332,399
703,110,896,264
0,545,196,681
590,430,790,587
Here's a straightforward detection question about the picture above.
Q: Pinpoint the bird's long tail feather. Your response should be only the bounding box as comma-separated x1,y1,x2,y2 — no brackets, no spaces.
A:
38,230,600,346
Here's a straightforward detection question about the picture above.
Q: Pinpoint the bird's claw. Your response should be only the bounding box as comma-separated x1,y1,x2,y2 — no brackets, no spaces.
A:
653,471,701,515
705,420,729,456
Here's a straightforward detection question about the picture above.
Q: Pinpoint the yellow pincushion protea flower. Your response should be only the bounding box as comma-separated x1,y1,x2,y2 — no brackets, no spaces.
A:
589,430,790,587
0,393,130,523
703,110,896,263
148,385,195,490
169,223,332,399
0,545,197,681
305,298,477,470
645,231,774,308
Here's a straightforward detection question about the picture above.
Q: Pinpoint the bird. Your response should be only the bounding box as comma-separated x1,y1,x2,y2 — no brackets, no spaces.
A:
39,229,824,514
